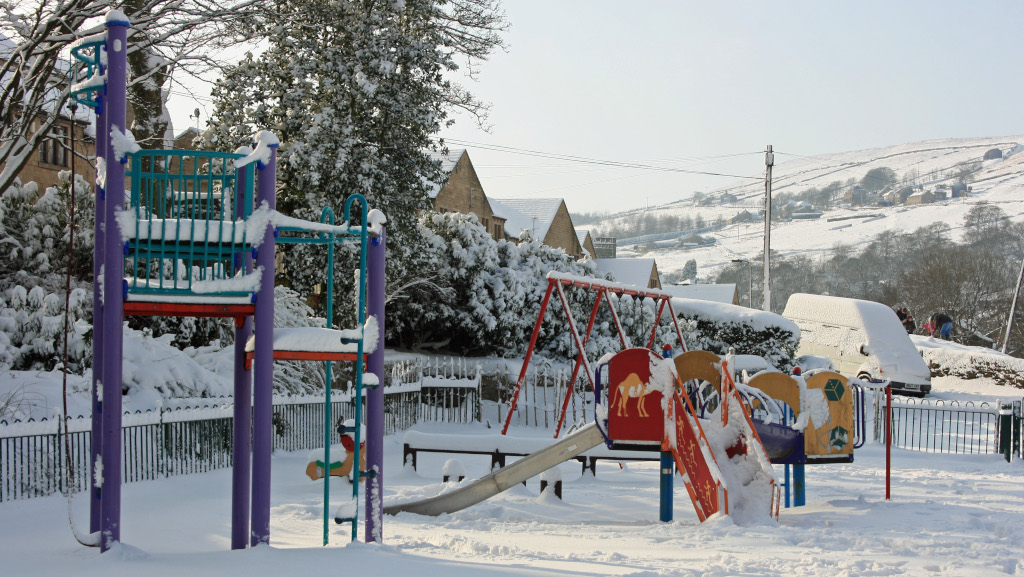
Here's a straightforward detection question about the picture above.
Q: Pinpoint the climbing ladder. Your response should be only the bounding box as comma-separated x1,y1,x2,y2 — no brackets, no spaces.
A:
262,196,381,546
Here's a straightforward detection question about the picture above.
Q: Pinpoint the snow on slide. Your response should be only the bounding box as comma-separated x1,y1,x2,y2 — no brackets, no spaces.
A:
380,422,606,517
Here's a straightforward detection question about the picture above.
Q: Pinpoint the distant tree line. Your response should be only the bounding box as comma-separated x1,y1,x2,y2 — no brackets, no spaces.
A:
715,202,1024,354
578,210,727,240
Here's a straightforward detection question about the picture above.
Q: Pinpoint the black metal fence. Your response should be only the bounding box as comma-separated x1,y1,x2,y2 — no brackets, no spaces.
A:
5,369,1020,502
865,393,1024,459
0,372,482,502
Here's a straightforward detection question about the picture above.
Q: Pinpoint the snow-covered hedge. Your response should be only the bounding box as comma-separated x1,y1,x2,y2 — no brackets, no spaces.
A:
913,336,1024,389
672,298,800,370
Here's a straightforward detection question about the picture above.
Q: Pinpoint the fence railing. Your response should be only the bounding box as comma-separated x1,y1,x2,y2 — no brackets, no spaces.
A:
5,360,1021,503
0,365,483,502
862,392,1023,459
492,365,591,432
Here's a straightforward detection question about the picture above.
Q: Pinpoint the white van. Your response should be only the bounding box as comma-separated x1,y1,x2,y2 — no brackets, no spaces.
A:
782,293,932,396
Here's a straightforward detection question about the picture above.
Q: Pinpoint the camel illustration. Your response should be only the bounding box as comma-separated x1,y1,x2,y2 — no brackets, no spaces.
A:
613,372,653,417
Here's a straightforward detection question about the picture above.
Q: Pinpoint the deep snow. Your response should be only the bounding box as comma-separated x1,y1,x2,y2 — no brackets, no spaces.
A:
2,373,1022,577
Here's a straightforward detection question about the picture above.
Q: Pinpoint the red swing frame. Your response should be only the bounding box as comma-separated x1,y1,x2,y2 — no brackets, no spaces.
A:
501,272,689,437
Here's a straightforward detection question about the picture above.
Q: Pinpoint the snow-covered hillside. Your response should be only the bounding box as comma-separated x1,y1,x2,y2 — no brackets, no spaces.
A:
596,136,1024,281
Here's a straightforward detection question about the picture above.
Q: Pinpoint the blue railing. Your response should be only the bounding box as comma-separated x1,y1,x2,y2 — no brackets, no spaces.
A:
124,149,256,299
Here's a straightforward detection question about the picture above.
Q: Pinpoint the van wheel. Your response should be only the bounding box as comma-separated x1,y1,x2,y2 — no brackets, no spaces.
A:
857,372,873,382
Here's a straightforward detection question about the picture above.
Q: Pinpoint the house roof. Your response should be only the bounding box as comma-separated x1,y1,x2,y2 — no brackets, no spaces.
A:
594,258,658,285
660,283,737,304
575,228,594,257
425,148,466,199
490,197,564,241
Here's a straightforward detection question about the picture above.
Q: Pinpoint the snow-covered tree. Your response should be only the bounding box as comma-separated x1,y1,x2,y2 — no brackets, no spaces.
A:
681,259,697,282
0,173,93,371
203,0,506,332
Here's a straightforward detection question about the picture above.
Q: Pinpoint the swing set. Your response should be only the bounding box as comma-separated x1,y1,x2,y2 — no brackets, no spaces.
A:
502,272,690,437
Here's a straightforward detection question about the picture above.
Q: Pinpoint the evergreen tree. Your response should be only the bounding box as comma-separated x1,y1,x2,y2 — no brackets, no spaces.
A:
204,0,506,332
681,259,697,282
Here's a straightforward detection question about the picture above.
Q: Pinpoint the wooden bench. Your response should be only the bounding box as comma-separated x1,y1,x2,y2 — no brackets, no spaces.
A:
402,431,659,476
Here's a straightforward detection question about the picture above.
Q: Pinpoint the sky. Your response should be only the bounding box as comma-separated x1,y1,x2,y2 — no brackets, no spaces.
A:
167,1,1024,215
434,1,1024,213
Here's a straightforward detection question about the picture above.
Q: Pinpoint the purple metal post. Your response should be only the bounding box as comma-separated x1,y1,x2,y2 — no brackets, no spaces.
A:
364,227,385,542
100,13,129,552
231,152,253,550
250,136,277,546
89,37,109,536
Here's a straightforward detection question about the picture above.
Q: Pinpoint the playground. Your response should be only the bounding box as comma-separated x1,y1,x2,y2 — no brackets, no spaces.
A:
3,10,1023,576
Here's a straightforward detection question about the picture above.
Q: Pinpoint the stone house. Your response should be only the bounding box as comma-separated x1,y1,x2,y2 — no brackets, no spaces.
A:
905,190,934,205
10,112,95,192
490,197,584,258
575,228,597,258
428,149,506,241
728,210,756,224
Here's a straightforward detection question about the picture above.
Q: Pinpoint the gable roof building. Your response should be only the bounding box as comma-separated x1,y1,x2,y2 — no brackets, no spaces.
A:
575,228,596,258
428,148,506,240
660,283,739,305
490,197,584,258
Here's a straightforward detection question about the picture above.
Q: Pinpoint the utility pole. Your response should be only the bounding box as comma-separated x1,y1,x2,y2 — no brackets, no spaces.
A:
762,145,774,313
1002,249,1024,354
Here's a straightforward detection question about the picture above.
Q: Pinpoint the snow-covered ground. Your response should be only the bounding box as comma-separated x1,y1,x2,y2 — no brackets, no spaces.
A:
2,374,1022,577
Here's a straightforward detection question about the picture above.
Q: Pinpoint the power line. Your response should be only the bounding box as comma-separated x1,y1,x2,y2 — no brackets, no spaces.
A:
442,138,764,180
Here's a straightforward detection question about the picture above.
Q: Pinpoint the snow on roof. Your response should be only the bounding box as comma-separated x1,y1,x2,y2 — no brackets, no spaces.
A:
490,197,564,241
661,283,736,304
594,258,657,285
425,148,465,199
575,228,593,256
175,126,202,142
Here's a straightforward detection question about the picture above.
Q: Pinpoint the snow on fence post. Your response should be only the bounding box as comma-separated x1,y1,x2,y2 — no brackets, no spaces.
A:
999,403,1013,463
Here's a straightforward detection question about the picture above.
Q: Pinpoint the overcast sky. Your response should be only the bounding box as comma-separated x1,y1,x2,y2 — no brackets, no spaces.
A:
436,1,1024,214
166,1,1024,215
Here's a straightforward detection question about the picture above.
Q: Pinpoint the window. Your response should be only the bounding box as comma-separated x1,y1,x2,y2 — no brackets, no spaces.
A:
39,124,69,167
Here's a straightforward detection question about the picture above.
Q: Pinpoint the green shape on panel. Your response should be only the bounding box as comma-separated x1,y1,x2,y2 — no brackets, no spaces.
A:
829,426,849,450
824,378,845,401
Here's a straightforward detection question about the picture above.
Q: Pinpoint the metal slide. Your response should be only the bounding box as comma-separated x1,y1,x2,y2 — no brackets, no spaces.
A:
382,422,607,517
